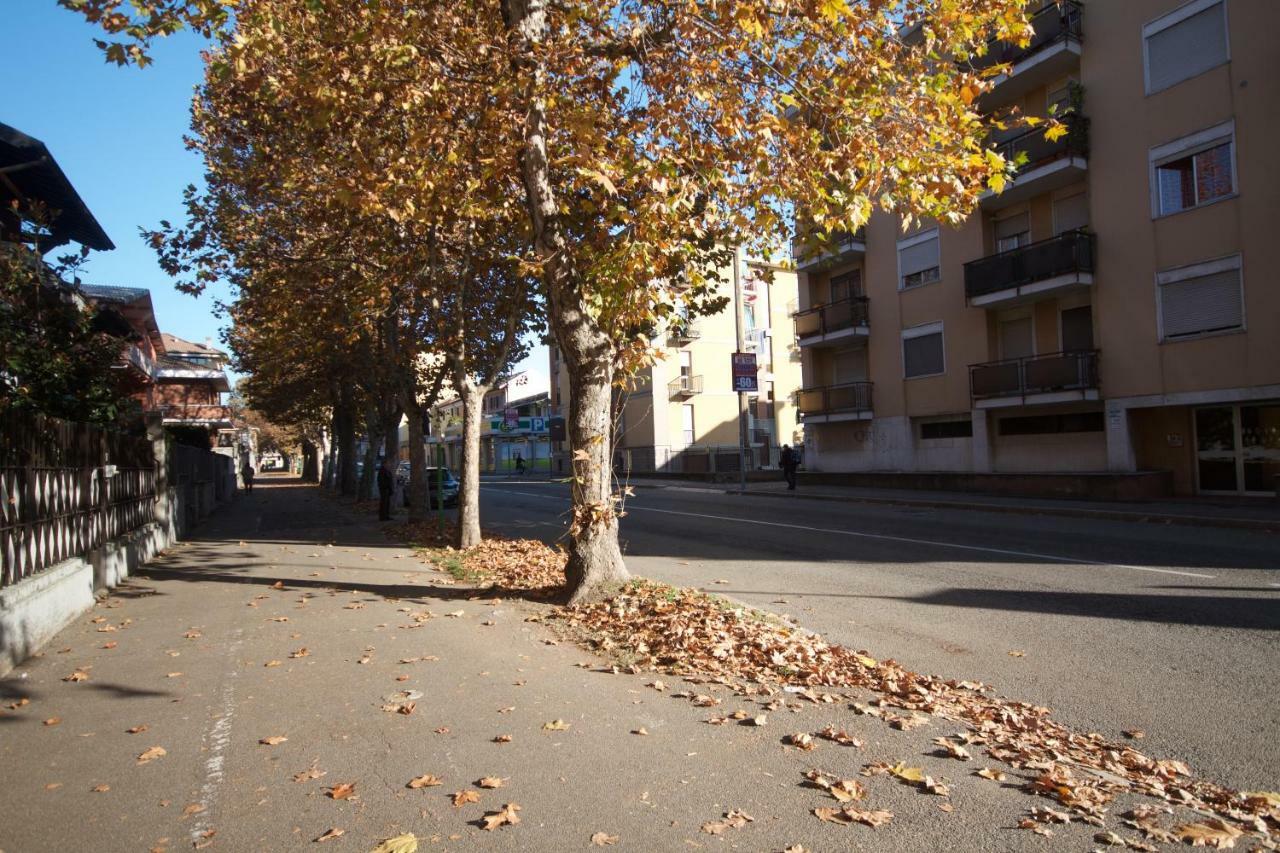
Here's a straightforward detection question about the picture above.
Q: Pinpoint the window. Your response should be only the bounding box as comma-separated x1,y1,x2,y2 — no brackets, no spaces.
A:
1157,254,1244,341
920,420,973,440
898,229,940,290
1061,304,1095,351
999,412,1104,435
994,213,1030,253
1150,121,1235,217
829,270,861,302
679,350,692,378
1144,0,1228,95
681,404,695,446
902,322,945,379
1052,192,1089,235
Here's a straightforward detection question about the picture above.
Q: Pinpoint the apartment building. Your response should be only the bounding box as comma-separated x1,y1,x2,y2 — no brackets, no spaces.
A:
795,0,1278,496
549,251,804,475
429,370,551,473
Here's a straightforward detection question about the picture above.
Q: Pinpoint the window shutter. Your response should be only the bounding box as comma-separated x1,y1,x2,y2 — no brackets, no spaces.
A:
995,213,1029,241
899,234,939,277
1160,269,1242,338
903,332,945,378
1053,193,1089,234
1146,3,1228,93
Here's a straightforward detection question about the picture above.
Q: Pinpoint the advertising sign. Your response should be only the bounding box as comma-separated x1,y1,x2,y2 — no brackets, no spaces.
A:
731,352,758,393
502,407,519,432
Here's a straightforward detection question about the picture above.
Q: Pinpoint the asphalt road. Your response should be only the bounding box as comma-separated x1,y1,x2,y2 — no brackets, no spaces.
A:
479,480,1280,791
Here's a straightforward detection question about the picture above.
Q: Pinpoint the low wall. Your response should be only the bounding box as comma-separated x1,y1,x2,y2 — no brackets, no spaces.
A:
629,469,1175,501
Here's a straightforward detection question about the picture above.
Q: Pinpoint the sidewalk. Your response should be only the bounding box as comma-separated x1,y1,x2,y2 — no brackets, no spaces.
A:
620,476,1280,533
0,479,1255,851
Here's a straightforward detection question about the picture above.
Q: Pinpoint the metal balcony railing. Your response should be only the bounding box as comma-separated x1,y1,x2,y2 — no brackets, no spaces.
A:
969,350,1099,401
668,375,704,398
993,112,1088,174
797,381,873,417
964,230,1094,299
792,296,870,340
968,0,1082,73
669,322,701,343
791,227,867,261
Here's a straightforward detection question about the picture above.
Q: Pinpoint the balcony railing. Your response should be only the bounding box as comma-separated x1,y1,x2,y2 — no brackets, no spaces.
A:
793,296,870,340
969,350,1099,401
993,112,1087,174
669,322,701,344
797,382,873,418
668,375,703,398
964,230,1094,300
159,403,234,423
968,0,1082,73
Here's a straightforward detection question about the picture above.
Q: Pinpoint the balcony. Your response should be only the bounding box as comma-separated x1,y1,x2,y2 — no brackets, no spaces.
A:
160,403,235,427
668,375,703,399
969,350,1099,409
797,381,874,423
668,321,701,345
793,296,870,347
964,230,1093,307
972,1,1083,104
791,228,866,272
981,113,1088,211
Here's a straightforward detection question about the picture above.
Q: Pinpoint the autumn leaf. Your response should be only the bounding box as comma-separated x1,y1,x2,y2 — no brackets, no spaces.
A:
137,746,167,764
370,833,418,853
481,802,521,831
43,717,61,726
264,660,282,667
63,670,90,683
493,734,513,743
407,774,443,789
477,777,506,789
785,733,815,751
294,766,326,783
632,727,648,736
814,806,892,827
590,831,619,846
91,784,110,793
325,783,356,800
542,719,570,731
975,768,1006,782
889,763,924,783
314,828,344,842
290,647,310,658
259,736,288,746
452,789,480,807
933,737,972,760
1175,819,1244,848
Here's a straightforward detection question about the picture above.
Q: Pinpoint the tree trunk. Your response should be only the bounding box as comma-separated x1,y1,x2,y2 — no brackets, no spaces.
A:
456,381,485,549
407,404,431,524
301,439,317,481
502,0,629,603
336,401,358,496
358,413,382,502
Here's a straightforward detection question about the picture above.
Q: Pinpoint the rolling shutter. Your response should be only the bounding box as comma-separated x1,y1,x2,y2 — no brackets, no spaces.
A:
903,331,945,378
899,232,939,278
1146,2,1228,94
1159,269,1242,339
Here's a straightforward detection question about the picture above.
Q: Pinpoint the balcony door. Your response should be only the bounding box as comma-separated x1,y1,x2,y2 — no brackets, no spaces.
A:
1060,305,1094,351
1195,404,1280,495
994,212,1030,254
831,347,867,385
999,317,1035,360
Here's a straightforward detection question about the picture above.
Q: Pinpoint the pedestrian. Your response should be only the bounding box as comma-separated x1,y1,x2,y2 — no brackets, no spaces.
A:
780,444,798,491
377,457,394,521
514,452,526,476
241,460,255,493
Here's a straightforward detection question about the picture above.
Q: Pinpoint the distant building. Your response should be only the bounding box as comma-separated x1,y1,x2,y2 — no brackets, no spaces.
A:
429,370,551,473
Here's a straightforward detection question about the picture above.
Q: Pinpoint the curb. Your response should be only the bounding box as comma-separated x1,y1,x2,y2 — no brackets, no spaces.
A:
725,489,1280,534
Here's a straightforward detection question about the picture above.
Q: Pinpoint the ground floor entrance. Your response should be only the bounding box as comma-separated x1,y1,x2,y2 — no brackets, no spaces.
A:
1194,402,1280,495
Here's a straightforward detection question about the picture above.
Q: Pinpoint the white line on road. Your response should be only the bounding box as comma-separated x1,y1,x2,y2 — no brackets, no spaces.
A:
190,630,243,847
485,487,1218,580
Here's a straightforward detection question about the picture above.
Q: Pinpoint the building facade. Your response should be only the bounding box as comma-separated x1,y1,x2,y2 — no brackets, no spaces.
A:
549,251,805,476
795,0,1278,495
429,370,551,473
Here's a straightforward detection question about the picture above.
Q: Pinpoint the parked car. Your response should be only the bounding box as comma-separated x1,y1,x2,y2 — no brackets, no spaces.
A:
400,465,460,508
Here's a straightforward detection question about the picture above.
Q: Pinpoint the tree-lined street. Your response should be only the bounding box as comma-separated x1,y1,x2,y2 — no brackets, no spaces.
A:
478,480,1280,790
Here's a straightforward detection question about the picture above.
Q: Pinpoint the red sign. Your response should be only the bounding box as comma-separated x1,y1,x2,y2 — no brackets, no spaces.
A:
731,352,758,393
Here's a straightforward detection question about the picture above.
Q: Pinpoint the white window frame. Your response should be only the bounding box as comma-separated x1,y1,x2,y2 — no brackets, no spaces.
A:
1142,0,1230,96
901,321,946,380
1154,253,1245,343
897,228,941,291
1148,120,1237,219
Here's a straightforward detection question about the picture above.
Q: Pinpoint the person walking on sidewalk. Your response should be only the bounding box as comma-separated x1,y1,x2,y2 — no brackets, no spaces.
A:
241,460,255,493
780,444,798,491
514,452,526,476
377,457,394,520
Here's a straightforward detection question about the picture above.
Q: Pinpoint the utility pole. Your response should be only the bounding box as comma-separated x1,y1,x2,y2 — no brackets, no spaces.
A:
731,246,749,494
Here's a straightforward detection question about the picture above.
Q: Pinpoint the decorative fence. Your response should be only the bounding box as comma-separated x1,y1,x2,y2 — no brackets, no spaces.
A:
0,412,157,589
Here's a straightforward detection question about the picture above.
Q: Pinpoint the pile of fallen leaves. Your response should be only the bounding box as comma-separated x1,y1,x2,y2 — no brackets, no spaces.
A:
392,521,566,592
559,579,1277,847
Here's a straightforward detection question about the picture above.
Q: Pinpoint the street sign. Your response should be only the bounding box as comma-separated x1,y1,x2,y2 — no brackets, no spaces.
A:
530,417,546,433
548,417,567,442
503,407,519,430
731,352,758,393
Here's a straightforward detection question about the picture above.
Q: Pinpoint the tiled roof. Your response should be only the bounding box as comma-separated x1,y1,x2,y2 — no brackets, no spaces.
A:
79,284,152,304
161,332,227,357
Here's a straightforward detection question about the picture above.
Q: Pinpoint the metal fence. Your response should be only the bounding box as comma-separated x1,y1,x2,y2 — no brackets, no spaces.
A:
0,412,157,588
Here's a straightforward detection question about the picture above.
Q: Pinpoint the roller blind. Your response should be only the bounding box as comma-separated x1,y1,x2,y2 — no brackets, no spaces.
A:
1146,2,1228,94
899,233,939,278
995,213,1029,241
903,331,945,378
1159,269,1242,339
1053,193,1089,234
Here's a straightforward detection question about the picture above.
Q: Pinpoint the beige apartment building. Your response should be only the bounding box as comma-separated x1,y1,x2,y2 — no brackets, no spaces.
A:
549,251,804,475
795,0,1278,496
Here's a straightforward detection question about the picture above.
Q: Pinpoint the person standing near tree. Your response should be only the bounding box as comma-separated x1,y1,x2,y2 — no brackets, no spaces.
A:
241,459,255,493
780,444,798,492
376,457,394,521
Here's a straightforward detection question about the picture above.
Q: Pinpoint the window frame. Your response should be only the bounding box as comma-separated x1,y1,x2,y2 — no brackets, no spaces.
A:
901,321,946,380
1154,253,1245,343
1149,120,1237,218
896,228,941,292
1142,0,1230,96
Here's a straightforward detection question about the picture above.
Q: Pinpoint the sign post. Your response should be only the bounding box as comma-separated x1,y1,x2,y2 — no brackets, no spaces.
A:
731,352,758,493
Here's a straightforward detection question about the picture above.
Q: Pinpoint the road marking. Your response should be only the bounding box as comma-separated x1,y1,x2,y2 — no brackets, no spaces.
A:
485,487,1218,580
190,630,243,847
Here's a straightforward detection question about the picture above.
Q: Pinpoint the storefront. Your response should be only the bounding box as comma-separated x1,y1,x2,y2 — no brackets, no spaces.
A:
1193,402,1280,495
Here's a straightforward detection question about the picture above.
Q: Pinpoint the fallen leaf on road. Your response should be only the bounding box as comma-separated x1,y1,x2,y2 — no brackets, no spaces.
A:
1123,729,1145,739
975,768,1007,782
325,783,356,800
370,833,418,853
814,806,892,827
290,648,310,659
293,766,326,783
493,735,512,743
407,775,442,789
701,809,754,834
1174,819,1244,848
183,630,202,639
933,737,972,760
452,790,480,807
477,777,506,789
542,719,570,731
63,670,90,682
632,727,648,736
271,581,285,589
45,783,62,791
785,733,815,751
101,642,117,649
817,726,862,747
271,617,289,623
1008,650,1026,657
91,784,110,793
712,579,730,584
397,702,416,716
43,717,61,726
166,672,183,678
481,802,521,831
647,680,666,692
750,714,767,726
590,832,619,846
357,656,372,665
433,727,450,735
314,828,344,842
182,803,205,817
264,660,282,667
137,746,166,764
446,610,465,618
259,736,288,746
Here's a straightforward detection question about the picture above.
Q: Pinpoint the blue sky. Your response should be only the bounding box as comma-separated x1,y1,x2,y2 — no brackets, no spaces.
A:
2,2,548,389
